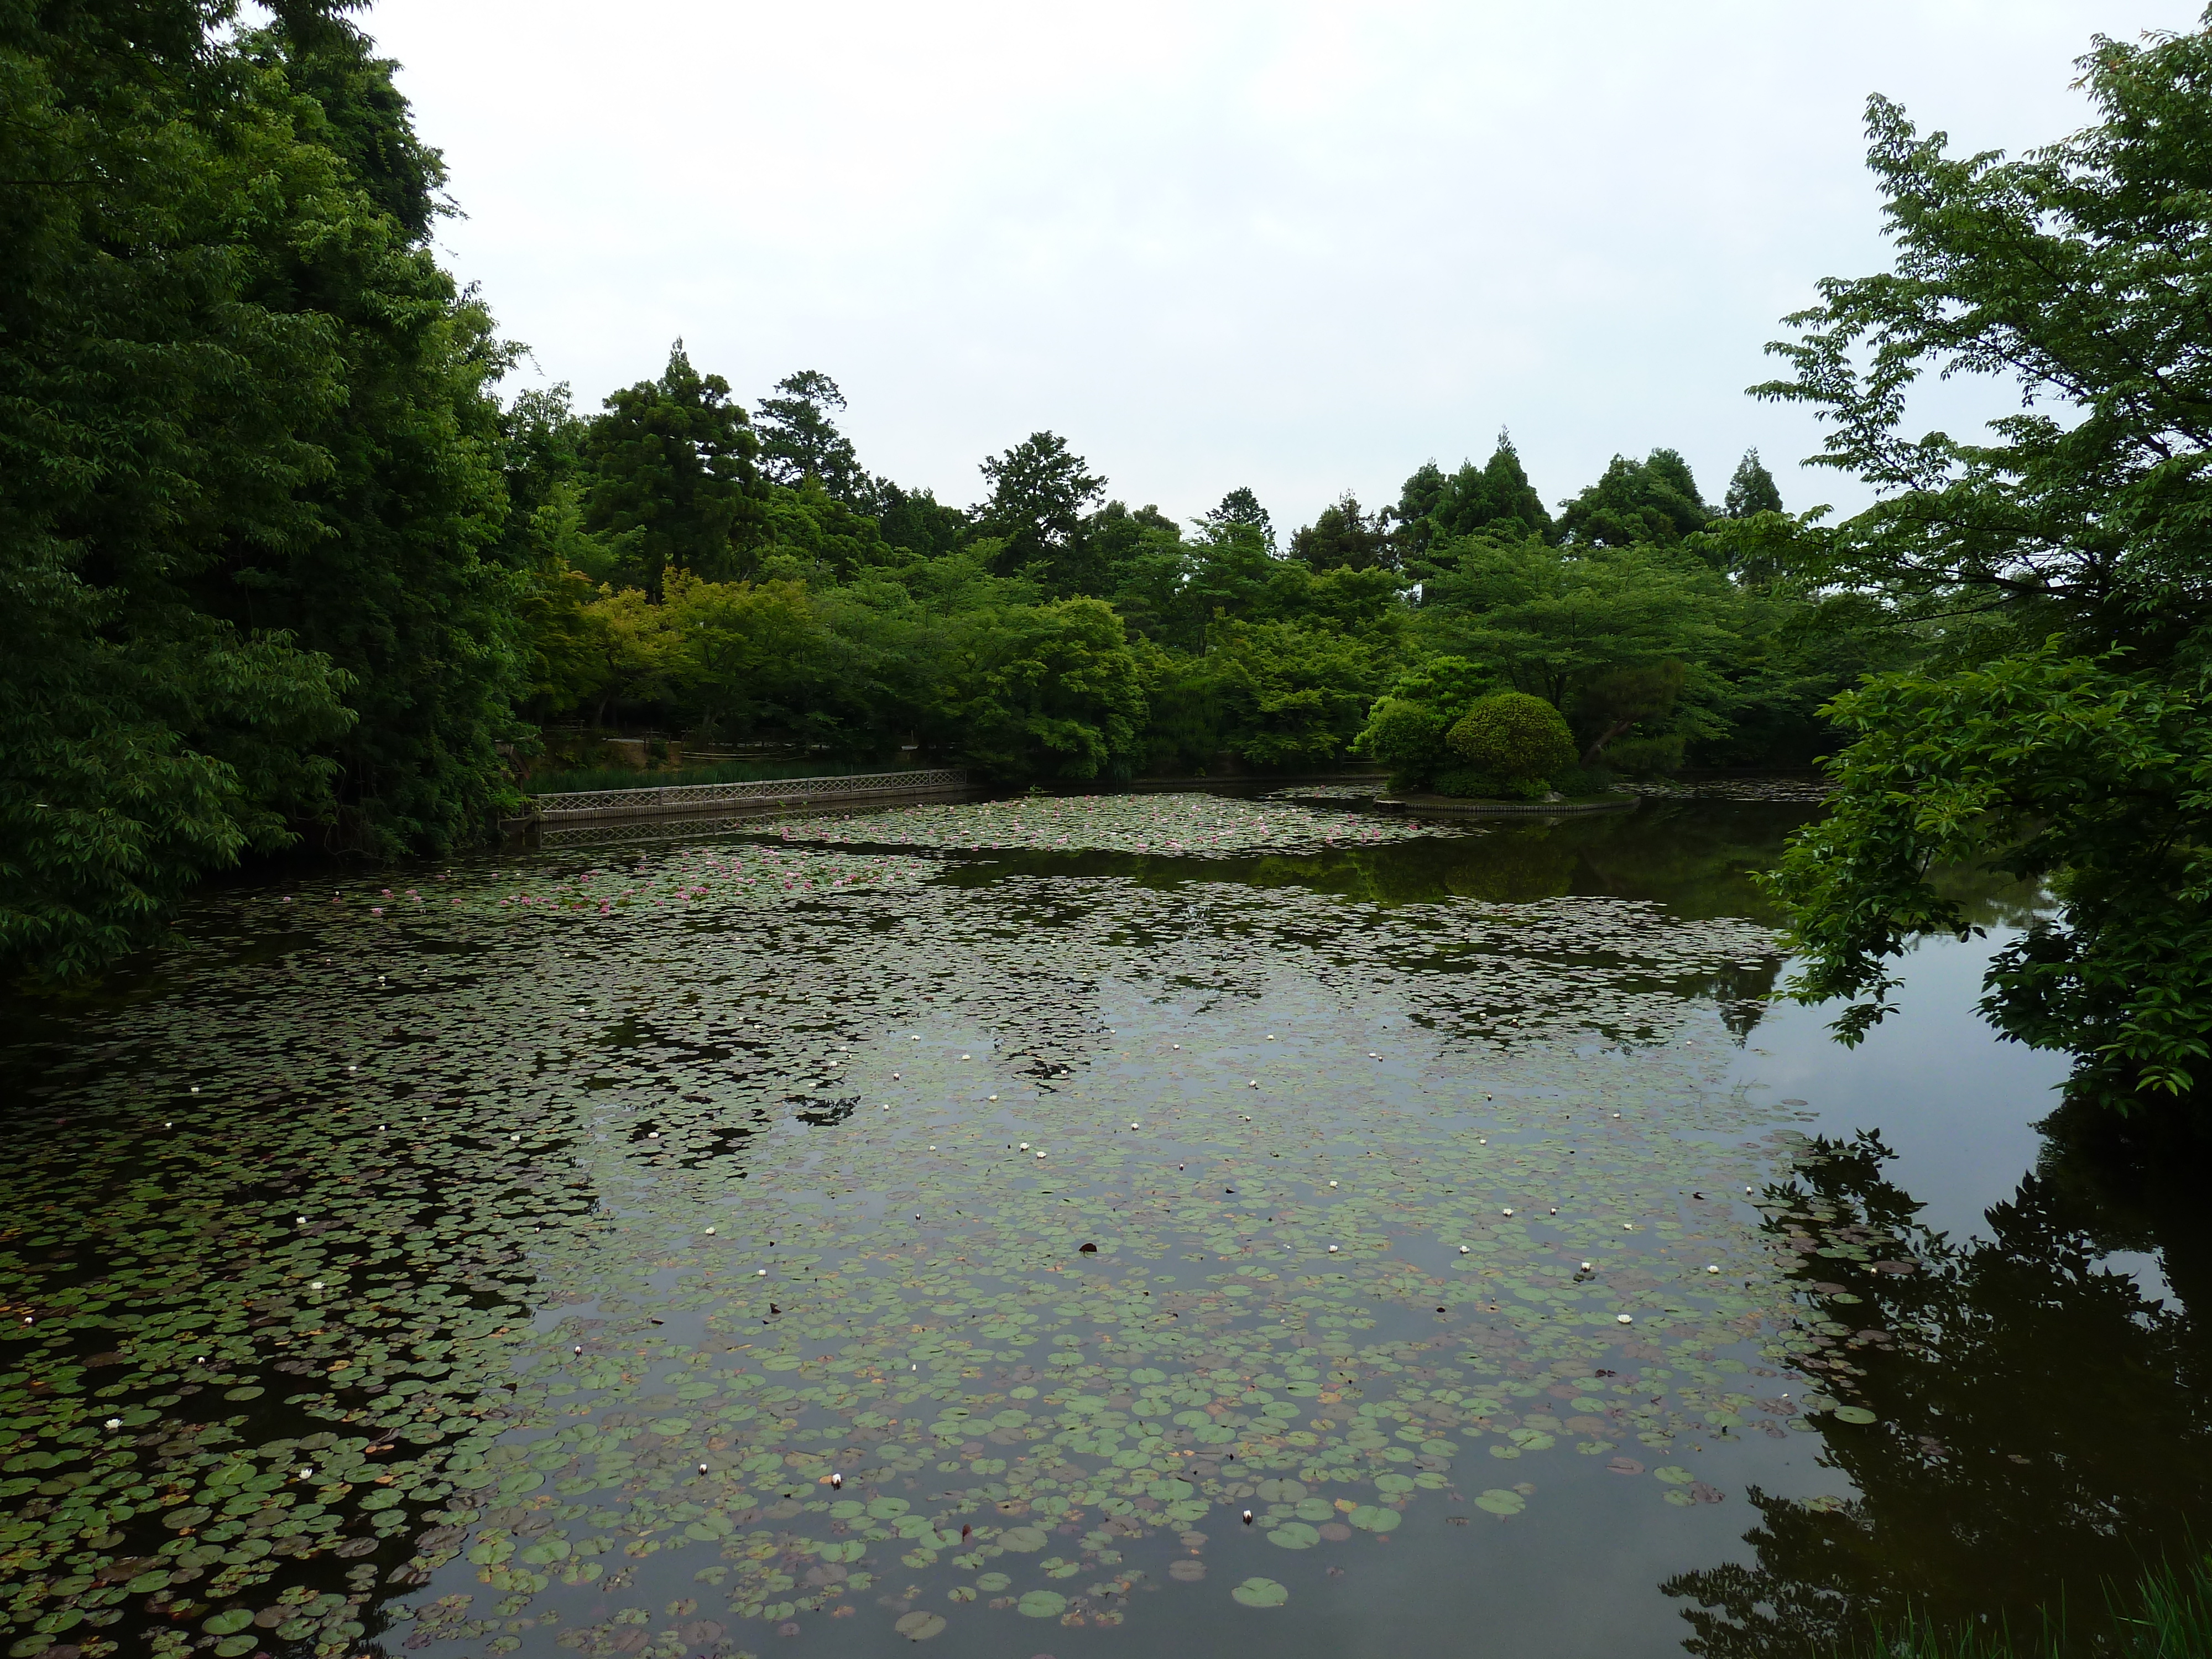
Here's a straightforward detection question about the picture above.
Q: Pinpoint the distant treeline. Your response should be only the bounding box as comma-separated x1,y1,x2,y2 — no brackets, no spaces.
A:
0,0,1906,981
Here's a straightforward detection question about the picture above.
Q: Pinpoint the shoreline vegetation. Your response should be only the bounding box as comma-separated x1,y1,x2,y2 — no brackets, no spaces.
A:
1845,1552,2212,1659
7,1,2208,1121
2,2,1902,987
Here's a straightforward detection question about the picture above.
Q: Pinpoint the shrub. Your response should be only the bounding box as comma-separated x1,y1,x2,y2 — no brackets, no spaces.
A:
1431,767,1549,801
1550,763,1619,797
1603,733,1685,775
1445,693,1576,787
1353,697,1452,789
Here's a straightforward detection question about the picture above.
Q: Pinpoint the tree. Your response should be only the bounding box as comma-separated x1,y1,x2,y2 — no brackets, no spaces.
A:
1206,619,1383,767
1723,447,1785,518
1077,500,1180,603
1349,657,1497,789
1388,463,1451,562
1203,487,1276,553
1396,432,1554,564
755,369,867,503
1573,659,1687,764
1444,692,1577,796
1,0,527,979
1758,17,2212,1115
1558,450,1712,545
867,481,968,563
975,431,1105,595
1420,533,1740,717
664,572,841,743
582,341,761,594
1290,492,1394,572
941,597,1145,780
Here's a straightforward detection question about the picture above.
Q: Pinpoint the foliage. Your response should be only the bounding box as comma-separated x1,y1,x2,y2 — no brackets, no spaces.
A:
940,597,1145,781
1290,491,1395,572
867,480,969,561
975,431,1105,595
1766,640,2212,1108
1446,692,1577,791
1432,766,1548,801
581,341,761,594
665,572,846,745
1757,15,2212,1114
1558,448,1712,546
1839,1550,2212,1659
1394,434,1555,564
1723,447,1785,518
755,369,867,503
1202,487,1276,551
1353,698,1452,786
1575,659,1688,763
0,0,532,982
1420,534,1740,754
1204,618,1384,768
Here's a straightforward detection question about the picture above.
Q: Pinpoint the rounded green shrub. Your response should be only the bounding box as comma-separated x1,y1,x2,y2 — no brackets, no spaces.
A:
1353,697,1451,787
1445,693,1576,786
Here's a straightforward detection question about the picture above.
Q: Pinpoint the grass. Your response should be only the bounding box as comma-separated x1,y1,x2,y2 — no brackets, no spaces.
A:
524,757,924,795
1849,1553,2212,1658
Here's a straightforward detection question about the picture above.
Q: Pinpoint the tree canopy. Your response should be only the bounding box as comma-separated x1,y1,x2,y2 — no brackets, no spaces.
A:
1761,15,2212,1116
0,0,1918,988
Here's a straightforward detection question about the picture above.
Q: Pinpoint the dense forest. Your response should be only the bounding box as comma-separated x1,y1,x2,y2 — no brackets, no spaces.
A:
0,0,1906,982
7,0,2209,1129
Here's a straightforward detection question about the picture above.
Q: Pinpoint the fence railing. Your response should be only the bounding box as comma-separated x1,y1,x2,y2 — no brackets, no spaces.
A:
529,768,970,822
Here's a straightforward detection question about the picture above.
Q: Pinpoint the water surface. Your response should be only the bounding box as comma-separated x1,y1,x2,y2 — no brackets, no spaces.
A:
3,794,2204,1659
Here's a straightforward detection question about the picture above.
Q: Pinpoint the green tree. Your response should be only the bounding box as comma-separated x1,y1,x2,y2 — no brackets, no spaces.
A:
975,431,1106,596
1,0,527,978
1759,16,2212,1114
867,481,969,563
1202,487,1275,552
941,597,1145,780
664,572,843,743
1444,691,1577,797
1078,500,1180,603
1573,660,1687,766
1396,432,1555,564
1348,656,1492,788
1723,447,1785,518
1420,533,1740,722
755,369,867,504
1558,450,1712,546
1207,619,1383,767
1388,463,1451,563
582,341,761,594
1290,492,1394,572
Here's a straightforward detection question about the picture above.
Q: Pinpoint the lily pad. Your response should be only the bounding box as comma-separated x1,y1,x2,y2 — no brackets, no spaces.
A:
1232,1577,1290,1608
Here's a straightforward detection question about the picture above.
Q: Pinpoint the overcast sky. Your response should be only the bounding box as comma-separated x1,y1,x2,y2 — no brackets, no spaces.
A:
367,0,2201,532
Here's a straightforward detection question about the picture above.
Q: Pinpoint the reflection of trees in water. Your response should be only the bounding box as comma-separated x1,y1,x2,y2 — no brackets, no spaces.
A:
1663,1132,2212,1657
1691,956,1783,1044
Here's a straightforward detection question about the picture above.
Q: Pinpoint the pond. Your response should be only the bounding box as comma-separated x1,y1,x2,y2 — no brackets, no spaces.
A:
3,790,2206,1659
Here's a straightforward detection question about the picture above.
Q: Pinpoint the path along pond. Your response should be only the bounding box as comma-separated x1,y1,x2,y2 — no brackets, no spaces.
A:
3,790,2207,1659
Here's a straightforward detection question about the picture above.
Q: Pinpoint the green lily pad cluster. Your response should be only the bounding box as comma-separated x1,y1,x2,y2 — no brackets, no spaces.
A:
1626,779,1834,804
769,792,1461,858
0,801,1832,1656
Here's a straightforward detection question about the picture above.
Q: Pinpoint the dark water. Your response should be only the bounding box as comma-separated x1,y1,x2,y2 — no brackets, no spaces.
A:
3,796,2206,1659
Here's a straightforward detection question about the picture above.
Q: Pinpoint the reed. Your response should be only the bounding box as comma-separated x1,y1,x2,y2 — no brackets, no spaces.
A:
1848,1554,2212,1659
